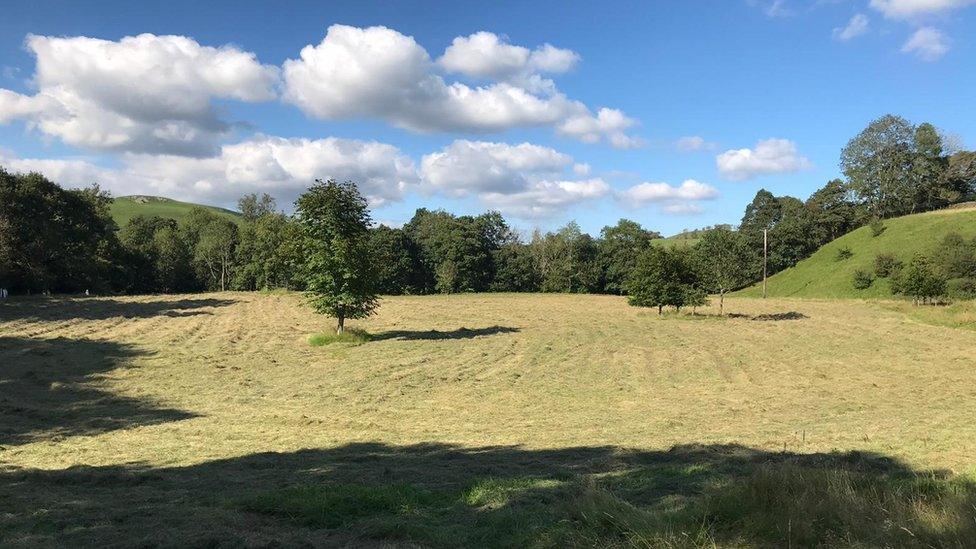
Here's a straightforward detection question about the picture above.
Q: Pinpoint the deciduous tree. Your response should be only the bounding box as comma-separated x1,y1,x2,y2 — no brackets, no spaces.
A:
296,179,378,334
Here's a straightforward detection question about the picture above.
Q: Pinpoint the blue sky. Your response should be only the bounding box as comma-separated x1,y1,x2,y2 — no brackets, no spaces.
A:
1,0,973,236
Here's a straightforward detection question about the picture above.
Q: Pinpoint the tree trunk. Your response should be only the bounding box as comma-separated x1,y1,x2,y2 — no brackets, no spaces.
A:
719,290,725,316
657,305,663,315
336,312,345,334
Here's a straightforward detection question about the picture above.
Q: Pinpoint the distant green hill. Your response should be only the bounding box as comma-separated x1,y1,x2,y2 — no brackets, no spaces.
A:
651,235,698,248
110,196,240,227
735,205,976,299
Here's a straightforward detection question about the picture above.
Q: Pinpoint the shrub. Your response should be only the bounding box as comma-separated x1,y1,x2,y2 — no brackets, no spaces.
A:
947,278,976,300
869,218,886,237
873,254,903,278
835,247,853,261
852,269,874,290
899,254,948,304
933,232,976,279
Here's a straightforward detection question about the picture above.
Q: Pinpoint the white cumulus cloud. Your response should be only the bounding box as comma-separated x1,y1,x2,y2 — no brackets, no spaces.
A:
662,203,704,215
419,140,607,218
419,139,571,197
480,178,610,219
901,26,951,60
716,138,812,181
619,180,719,204
1,136,416,207
0,34,279,156
675,135,718,152
869,0,975,18
617,179,718,215
438,31,579,81
833,14,871,41
282,25,639,147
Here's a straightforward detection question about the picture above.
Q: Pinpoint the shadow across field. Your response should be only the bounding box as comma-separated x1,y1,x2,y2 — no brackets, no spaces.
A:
2,441,972,547
372,325,520,341
0,296,237,322
0,337,197,446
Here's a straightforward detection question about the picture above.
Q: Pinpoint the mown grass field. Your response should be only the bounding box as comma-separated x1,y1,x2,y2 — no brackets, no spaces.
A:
109,195,241,227
2,293,976,547
736,206,976,299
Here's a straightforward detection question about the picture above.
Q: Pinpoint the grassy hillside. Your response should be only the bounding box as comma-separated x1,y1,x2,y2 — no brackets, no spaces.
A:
2,293,976,546
651,234,699,247
737,206,976,299
110,195,240,227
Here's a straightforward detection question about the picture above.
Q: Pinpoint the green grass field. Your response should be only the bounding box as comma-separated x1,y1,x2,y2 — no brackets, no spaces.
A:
109,195,240,227
736,206,976,299
2,292,976,547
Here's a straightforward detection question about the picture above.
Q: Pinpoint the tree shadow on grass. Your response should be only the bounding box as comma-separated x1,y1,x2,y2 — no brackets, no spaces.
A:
0,296,238,322
2,441,973,547
371,325,520,341
722,311,808,321
0,337,197,446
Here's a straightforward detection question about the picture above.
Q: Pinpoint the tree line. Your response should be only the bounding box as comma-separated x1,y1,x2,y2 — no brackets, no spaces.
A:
1,114,974,301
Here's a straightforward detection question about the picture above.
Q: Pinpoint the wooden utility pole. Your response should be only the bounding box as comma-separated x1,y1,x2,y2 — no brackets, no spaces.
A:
762,228,768,299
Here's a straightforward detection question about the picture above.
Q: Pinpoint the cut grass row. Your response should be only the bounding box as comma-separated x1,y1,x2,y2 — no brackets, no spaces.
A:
4,292,976,546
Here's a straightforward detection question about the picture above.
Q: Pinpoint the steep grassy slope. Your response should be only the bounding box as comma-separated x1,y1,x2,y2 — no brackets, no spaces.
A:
737,206,976,298
110,195,240,227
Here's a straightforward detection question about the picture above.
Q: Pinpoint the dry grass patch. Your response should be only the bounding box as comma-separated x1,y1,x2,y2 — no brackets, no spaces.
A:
2,292,976,546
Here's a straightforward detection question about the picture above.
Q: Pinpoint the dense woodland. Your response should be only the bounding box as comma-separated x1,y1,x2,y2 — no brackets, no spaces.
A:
2,114,974,302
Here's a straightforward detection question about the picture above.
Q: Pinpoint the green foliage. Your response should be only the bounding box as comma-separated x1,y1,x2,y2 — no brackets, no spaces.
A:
897,254,947,304
873,253,903,278
946,278,976,300
835,246,853,261
841,114,962,218
739,189,820,277
0,169,123,294
805,178,860,245
153,225,194,293
296,179,378,333
403,209,508,293
627,246,700,313
932,232,976,279
598,219,659,294
233,202,302,291
489,242,539,292
368,225,425,294
191,213,239,292
946,151,976,200
530,222,603,294
693,227,751,314
870,217,886,237
851,269,874,290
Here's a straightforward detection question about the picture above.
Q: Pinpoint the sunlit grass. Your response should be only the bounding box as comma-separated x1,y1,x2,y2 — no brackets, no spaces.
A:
308,327,372,346
3,292,976,546
736,207,976,299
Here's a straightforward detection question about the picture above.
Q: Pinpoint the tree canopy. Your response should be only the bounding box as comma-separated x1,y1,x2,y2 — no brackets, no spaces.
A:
295,179,378,333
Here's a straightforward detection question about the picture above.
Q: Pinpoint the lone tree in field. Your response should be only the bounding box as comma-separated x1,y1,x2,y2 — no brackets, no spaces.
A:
628,246,698,314
693,227,751,315
296,179,378,334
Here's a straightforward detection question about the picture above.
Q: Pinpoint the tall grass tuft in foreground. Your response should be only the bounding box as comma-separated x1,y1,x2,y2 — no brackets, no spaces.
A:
308,328,372,346
568,463,976,548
